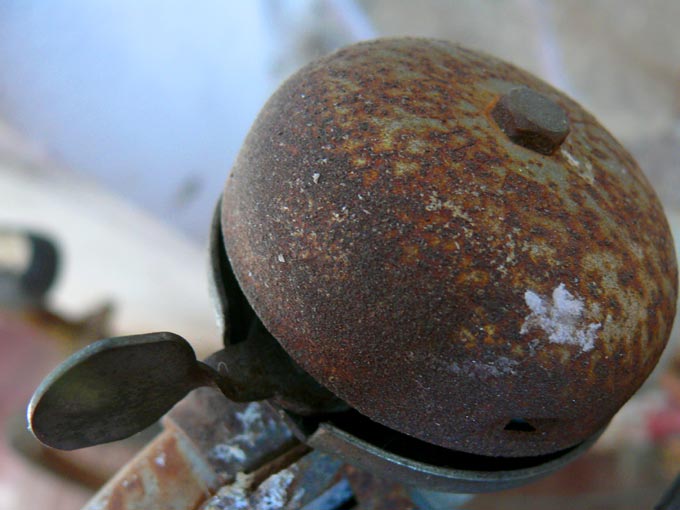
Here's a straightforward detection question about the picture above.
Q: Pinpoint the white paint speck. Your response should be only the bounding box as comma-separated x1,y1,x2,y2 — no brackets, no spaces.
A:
561,148,580,167
312,172,320,184
277,254,285,263
449,357,518,379
425,191,472,221
237,403,263,429
202,468,301,510
154,452,166,468
203,472,253,510
251,467,297,510
120,475,138,489
425,192,442,211
521,283,601,352
561,148,596,183
211,443,247,463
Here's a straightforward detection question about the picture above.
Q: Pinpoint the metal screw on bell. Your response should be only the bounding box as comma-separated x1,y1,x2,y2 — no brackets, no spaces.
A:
491,86,570,154
27,38,678,501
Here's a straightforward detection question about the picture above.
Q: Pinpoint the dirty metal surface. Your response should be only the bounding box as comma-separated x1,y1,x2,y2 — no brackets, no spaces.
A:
82,423,216,510
206,327,348,415
79,387,458,510
201,450,344,510
222,37,678,457
210,199,347,415
81,388,300,510
200,446,416,510
343,464,421,510
305,421,603,493
168,387,299,480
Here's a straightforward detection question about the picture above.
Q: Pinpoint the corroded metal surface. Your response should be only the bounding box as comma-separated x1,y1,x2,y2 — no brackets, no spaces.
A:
78,387,446,509
82,424,216,510
305,421,603,493
168,388,298,480
222,38,677,457
80,388,300,510
200,447,416,510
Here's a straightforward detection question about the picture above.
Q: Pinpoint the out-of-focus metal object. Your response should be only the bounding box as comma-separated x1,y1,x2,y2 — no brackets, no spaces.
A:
0,228,137,497
27,38,678,507
0,229,59,309
656,472,680,510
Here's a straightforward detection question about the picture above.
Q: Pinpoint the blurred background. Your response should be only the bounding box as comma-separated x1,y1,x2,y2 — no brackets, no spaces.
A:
0,1,679,508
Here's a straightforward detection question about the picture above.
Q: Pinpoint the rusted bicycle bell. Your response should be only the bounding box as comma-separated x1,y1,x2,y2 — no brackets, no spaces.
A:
28,38,677,493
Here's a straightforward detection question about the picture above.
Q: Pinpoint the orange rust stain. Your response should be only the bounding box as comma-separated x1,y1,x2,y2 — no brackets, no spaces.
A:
107,472,145,510
394,211,411,223
107,487,124,510
149,435,183,478
384,229,399,240
418,212,449,228
483,94,502,119
394,160,420,176
456,269,490,287
104,432,209,510
400,244,420,264
483,336,496,346
374,137,394,153
423,233,442,248
284,144,300,157
363,168,380,187
442,239,461,252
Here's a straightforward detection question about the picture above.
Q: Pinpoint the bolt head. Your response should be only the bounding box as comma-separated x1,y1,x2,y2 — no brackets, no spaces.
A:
491,86,569,154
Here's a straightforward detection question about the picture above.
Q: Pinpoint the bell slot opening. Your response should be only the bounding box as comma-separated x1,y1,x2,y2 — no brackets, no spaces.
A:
504,419,536,432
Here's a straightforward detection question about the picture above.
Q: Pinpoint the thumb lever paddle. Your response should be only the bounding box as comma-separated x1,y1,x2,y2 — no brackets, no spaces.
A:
27,332,229,450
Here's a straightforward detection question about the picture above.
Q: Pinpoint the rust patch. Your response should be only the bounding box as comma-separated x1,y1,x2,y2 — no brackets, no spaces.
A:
222,38,677,457
86,429,211,510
